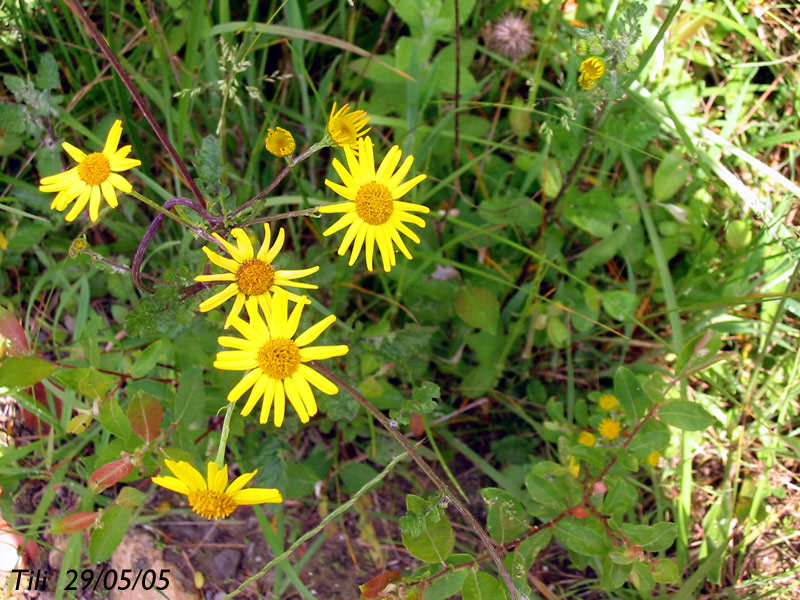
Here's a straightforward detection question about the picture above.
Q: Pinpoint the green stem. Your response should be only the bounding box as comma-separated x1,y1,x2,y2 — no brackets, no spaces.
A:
214,402,236,468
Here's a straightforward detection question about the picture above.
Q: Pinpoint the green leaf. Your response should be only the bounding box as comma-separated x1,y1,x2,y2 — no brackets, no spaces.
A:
174,366,205,425
98,397,134,441
400,496,455,563
51,367,117,401
653,152,690,201
481,488,530,544
0,356,55,388
408,381,440,414
130,339,170,378
618,522,677,552
627,419,670,457
652,558,680,584
601,478,637,519
338,462,379,495
613,367,651,425
34,53,60,90
89,505,133,563
601,290,638,322
546,317,569,348
462,570,508,600
0,103,27,134
658,400,714,430
563,189,619,237
455,286,500,334
423,568,470,600
629,561,655,594
554,516,612,556
524,473,564,508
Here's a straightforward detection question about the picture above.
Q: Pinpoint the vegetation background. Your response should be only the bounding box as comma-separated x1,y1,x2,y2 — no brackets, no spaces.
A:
0,0,799,598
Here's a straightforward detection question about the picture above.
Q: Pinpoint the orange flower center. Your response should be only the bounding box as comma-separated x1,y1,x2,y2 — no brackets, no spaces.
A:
236,259,275,296
258,338,301,380
354,182,394,226
78,153,111,186
187,490,237,520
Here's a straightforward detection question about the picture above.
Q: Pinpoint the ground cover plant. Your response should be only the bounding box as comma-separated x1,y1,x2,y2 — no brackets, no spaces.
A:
1,0,799,598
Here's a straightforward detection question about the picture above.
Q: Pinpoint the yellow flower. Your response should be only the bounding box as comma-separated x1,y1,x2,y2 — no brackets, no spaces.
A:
265,127,296,157
598,393,618,410
320,136,428,272
327,102,370,151
213,292,349,427
568,456,580,478
195,225,319,328
598,418,621,440
647,451,662,467
578,431,596,447
578,72,598,90
152,460,282,520
580,56,605,80
38,120,141,222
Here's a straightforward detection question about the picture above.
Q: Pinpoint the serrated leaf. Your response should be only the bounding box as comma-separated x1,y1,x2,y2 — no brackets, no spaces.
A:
126,392,163,443
408,381,440,414
658,400,714,430
49,511,99,534
0,103,27,134
0,356,55,388
89,457,133,494
34,53,60,90
455,286,500,334
89,505,133,563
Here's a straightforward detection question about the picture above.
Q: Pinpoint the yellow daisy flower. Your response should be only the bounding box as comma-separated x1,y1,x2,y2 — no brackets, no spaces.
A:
327,102,370,151
568,456,580,478
598,418,621,440
152,460,282,520
38,119,141,222
213,291,349,427
195,224,319,328
320,136,428,272
265,127,296,157
578,72,598,90
580,56,605,80
598,393,618,410
578,431,596,447
647,451,662,467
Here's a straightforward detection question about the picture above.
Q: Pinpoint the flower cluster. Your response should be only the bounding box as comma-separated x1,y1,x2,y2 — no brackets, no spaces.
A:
578,57,606,90
37,100,429,521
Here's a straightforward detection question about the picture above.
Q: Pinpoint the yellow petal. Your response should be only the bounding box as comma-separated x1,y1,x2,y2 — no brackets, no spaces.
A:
212,232,247,263
62,142,87,162
299,345,349,361
295,314,336,347
165,460,206,491
201,246,240,273
103,119,123,155
217,336,261,351
284,376,309,423
227,368,262,402
255,224,272,261
107,172,133,193
231,228,255,260
263,227,285,264
197,284,239,312
376,146,402,183
65,186,91,221
100,181,118,208
88,185,102,222
195,273,236,283
151,476,190,495
364,227,376,271
241,374,268,417
226,470,258,495
298,364,339,395
323,212,358,237
231,488,283,505
392,174,428,199
292,371,318,418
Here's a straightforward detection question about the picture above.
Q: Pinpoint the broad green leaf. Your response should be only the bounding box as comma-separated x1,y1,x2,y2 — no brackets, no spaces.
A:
424,568,470,600
98,397,134,441
339,462,379,495
401,496,455,563
0,356,55,388
554,516,612,556
546,317,569,348
524,473,564,508
618,522,677,552
462,570,508,600
658,401,714,430
89,505,133,563
601,556,631,590
627,419,670,457
130,339,170,378
601,478,637,518
653,152,690,201
652,558,680,584
481,488,529,544
174,366,205,425
35,53,60,90
602,290,638,322
563,189,619,237
455,286,500,334
51,367,117,401
629,561,655,594
613,366,651,425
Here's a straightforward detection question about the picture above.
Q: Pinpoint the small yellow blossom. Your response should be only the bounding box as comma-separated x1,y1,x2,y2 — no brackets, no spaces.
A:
598,418,621,440
580,56,605,80
327,102,370,151
598,393,618,411
152,460,282,520
578,72,598,90
647,451,662,467
265,127,296,157
578,431,596,447
38,120,141,222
